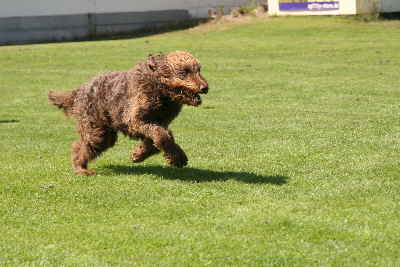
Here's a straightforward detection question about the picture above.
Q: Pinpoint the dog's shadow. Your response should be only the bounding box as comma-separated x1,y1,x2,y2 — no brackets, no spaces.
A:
0,120,19,124
104,165,288,185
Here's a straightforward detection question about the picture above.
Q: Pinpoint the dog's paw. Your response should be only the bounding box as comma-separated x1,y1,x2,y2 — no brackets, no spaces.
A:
165,147,188,168
131,152,146,163
74,168,96,176
131,144,159,163
166,155,188,168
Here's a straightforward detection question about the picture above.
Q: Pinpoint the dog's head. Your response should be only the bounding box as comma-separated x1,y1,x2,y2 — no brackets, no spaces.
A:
147,51,209,106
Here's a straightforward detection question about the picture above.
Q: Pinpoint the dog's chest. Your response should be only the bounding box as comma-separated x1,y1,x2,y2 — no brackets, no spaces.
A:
148,97,182,124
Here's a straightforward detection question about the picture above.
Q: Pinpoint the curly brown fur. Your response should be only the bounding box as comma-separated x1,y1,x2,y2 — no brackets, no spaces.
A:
48,51,209,175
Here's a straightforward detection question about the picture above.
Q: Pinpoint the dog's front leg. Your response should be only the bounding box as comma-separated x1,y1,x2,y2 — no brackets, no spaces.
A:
131,138,159,163
132,123,188,168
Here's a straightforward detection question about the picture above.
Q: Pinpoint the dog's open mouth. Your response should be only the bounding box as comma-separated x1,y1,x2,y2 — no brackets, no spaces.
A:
167,87,202,106
191,94,202,106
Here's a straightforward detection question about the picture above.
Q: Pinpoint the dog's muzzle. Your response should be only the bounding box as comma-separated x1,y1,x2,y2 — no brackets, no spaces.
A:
200,85,209,94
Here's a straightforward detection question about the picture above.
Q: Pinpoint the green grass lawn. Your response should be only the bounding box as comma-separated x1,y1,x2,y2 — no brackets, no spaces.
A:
1,16,400,266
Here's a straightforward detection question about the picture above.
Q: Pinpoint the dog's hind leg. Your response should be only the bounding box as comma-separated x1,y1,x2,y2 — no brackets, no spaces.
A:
72,127,117,175
131,138,160,163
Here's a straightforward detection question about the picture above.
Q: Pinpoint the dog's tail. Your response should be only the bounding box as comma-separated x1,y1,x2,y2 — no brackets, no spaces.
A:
48,91,76,118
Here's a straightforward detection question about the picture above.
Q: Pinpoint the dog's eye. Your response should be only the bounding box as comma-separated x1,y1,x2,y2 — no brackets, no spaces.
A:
181,68,191,76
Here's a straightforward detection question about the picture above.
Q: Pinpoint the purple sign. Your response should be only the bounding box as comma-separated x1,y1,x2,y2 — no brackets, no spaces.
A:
279,1,339,11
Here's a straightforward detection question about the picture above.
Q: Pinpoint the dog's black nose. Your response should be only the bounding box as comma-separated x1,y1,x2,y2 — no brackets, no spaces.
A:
200,85,209,94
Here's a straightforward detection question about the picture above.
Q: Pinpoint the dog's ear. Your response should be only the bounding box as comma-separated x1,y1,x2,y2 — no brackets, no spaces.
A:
147,55,157,72
147,54,173,79
147,54,166,72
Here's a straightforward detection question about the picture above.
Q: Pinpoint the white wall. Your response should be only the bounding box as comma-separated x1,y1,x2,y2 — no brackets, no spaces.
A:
0,0,244,44
94,0,242,17
0,0,242,18
0,0,92,17
381,0,400,12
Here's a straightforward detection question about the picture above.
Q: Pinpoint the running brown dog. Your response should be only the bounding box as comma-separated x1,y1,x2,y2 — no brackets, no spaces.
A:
48,51,209,175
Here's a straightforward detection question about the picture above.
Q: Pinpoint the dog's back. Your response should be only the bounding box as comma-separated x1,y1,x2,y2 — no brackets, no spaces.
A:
49,71,132,122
